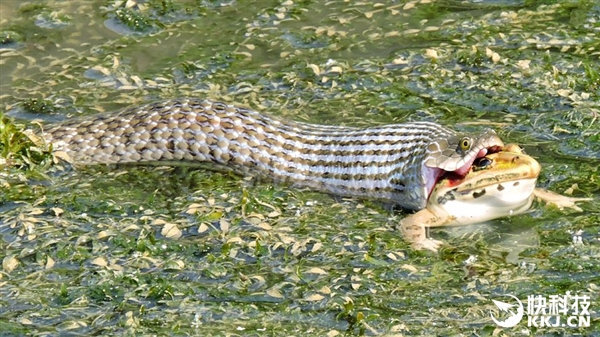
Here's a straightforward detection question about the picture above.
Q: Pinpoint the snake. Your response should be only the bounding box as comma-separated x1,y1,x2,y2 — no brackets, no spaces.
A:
43,98,504,211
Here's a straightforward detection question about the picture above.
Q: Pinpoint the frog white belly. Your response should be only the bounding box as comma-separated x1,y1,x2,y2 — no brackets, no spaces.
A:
431,178,537,225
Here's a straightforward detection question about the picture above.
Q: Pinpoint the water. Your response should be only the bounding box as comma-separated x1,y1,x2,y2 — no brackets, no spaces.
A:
1,0,599,335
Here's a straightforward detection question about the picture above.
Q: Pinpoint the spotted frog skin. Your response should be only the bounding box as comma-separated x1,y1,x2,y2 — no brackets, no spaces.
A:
400,144,590,252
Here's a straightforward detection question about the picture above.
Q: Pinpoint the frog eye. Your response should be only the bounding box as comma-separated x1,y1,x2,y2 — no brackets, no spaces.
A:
459,137,471,152
473,157,493,171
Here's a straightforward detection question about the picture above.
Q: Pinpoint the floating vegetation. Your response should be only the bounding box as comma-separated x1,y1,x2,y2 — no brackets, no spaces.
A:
0,114,52,171
0,0,598,335
0,30,24,47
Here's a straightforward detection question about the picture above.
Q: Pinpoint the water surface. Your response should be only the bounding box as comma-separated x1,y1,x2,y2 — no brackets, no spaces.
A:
1,0,599,335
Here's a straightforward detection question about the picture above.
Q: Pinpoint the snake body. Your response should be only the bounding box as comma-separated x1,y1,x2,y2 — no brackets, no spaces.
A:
44,98,503,210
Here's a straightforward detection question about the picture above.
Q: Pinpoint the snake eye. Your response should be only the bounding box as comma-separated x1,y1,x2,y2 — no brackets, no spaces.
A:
459,137,471,152
473,157,493,171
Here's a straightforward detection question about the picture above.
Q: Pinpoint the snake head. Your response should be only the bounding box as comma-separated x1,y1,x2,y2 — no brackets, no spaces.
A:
424,128,504,175
422,128,505,198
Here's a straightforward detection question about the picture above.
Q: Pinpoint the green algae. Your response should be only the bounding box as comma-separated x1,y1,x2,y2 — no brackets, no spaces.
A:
0,0,599,336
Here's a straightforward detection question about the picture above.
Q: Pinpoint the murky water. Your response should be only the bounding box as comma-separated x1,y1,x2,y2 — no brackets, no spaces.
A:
1,0,599,335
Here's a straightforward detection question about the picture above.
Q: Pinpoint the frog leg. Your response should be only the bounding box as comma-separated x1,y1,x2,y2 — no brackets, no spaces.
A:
533,188,592,212
399,210,456,252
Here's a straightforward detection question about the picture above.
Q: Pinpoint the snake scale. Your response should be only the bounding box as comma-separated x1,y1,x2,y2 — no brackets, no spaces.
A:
43,98,504,210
